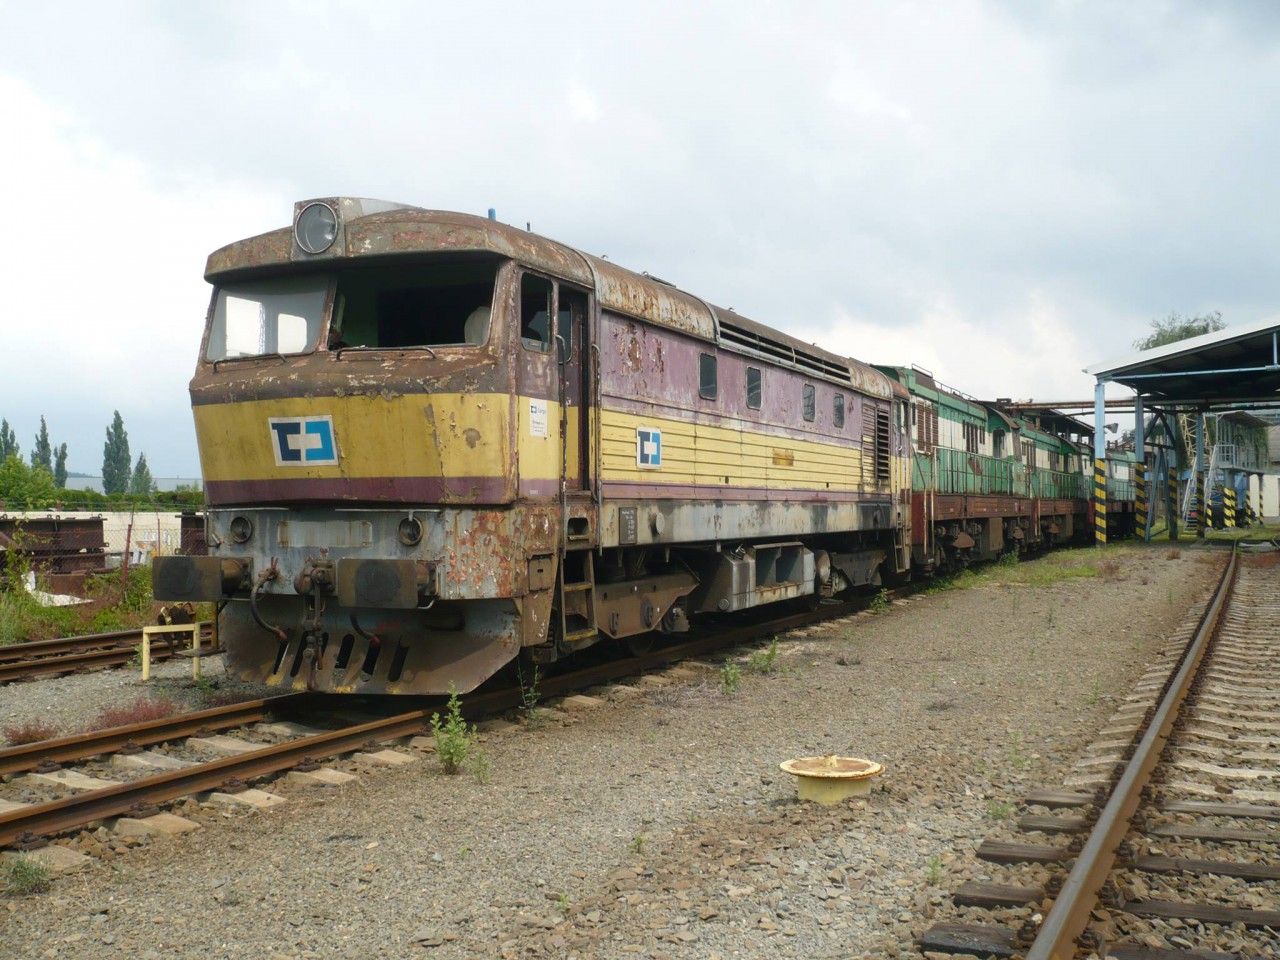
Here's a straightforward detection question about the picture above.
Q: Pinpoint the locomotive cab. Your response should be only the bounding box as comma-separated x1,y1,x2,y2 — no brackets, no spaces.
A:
156,198,906,696
156,200,598,694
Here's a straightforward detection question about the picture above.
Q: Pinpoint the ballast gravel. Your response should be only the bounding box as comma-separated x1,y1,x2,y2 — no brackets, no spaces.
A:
0,546,1220,959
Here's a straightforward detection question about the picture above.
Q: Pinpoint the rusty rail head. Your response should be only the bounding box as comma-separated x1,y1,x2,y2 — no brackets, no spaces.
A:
0,628,146,662
0,709,437,848
1026,546,1239,960
0,694,310,776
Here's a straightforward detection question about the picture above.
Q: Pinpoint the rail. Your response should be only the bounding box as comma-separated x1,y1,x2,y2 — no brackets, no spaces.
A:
1025,545,1238,959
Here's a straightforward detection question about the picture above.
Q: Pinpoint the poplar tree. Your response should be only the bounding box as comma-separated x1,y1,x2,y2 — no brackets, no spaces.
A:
102,411,132,495
0,420,17,461
129,453,155,496
53,443,68,488
31,417,52,474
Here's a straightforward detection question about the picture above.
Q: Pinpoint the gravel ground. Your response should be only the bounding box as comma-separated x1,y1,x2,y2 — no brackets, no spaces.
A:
0,653,271,743
0,544,1220,959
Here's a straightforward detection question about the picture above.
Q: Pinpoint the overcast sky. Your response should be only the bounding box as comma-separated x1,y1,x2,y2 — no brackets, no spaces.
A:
2,1,1277,476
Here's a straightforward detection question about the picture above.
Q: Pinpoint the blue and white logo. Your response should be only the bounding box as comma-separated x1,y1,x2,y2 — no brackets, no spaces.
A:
268,416,339,466
636,426,662,469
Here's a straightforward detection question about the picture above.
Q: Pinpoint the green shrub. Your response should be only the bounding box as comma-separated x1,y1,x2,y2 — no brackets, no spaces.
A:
429,686,475,775
746,638,780,674
720,662,742,694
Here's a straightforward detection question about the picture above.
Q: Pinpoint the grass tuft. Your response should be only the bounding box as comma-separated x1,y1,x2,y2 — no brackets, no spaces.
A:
3,856,52,895
746,638,780,674
985,798,1015,821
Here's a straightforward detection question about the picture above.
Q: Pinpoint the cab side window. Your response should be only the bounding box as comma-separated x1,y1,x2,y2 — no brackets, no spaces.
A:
520,274,553,352
802,383,816,422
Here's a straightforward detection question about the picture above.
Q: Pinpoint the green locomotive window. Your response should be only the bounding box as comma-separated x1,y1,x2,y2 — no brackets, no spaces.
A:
746,367,761,409
802,383,816,422
207,277,328,360
520,274,553,353
833,394,845,429
327,261,497,350
699,353,718,400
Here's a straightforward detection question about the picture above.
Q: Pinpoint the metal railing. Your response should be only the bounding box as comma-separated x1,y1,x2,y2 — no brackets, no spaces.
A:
913,449,1087,499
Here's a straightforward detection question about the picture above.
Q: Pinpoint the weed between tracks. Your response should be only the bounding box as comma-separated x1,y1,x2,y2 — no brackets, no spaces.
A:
92,696,178,730
430,686,477,775
1,720,57,745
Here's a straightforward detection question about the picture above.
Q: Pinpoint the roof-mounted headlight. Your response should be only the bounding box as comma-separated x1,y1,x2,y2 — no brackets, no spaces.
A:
295,201,338,254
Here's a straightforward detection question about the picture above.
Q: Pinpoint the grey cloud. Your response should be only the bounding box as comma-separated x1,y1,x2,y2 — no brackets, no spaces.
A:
2,1,1278,472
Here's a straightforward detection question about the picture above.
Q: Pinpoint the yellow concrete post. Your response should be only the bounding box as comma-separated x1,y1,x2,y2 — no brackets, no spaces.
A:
1224,486,1237,528
191,624,202,681
1194,474,1205,538
1167,465,1179,541
1093,458,1107,545
141,627,152,681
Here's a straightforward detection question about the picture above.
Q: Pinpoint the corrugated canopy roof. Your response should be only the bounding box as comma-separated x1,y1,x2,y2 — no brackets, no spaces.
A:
1084,315,1280,404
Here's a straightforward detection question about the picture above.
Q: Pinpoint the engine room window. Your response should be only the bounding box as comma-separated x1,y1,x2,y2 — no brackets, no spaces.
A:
207,277,328,360
327,261,497,350
802,383,816,422
699,353,718,400
833,394,845,429
746,367,761,409
519,274,553,353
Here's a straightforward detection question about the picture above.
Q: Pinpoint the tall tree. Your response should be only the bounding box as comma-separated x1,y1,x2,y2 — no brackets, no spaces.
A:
53,443,68,488
30,416,52,474
129,453,155,496
101,410,131,495
0,419,17,461
1133,311,1225,350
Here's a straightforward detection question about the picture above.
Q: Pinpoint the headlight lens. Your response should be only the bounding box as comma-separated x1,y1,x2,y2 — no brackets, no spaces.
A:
229,516,254,544
397,516,424,546
295,201,338,254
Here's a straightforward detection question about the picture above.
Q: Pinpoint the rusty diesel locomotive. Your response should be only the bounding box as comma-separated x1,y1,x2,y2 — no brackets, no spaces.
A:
153,199,913,694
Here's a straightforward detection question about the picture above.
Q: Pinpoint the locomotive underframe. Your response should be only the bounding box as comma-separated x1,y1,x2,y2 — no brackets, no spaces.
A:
910,493,1089,570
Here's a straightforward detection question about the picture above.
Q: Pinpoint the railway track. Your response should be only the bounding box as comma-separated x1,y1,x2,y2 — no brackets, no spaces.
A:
921,547,1280,959
0,625,209,684
0,597,863,854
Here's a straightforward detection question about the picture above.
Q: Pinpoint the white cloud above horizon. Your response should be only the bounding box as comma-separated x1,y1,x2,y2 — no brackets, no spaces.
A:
1,1,1277,474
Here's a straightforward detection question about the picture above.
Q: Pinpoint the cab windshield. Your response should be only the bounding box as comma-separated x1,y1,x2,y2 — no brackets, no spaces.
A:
206,277,328,360
329,261,496,350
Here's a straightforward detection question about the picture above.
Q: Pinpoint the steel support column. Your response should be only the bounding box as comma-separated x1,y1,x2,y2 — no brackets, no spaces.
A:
1187,414,1198,542
1133,394,1148,541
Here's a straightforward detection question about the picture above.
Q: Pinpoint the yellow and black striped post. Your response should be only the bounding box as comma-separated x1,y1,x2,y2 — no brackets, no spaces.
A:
1093,458,1107,545
1224,486,1237,528
1167,465,1178,541
1194,474,1206,537
1134,462,1148,540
